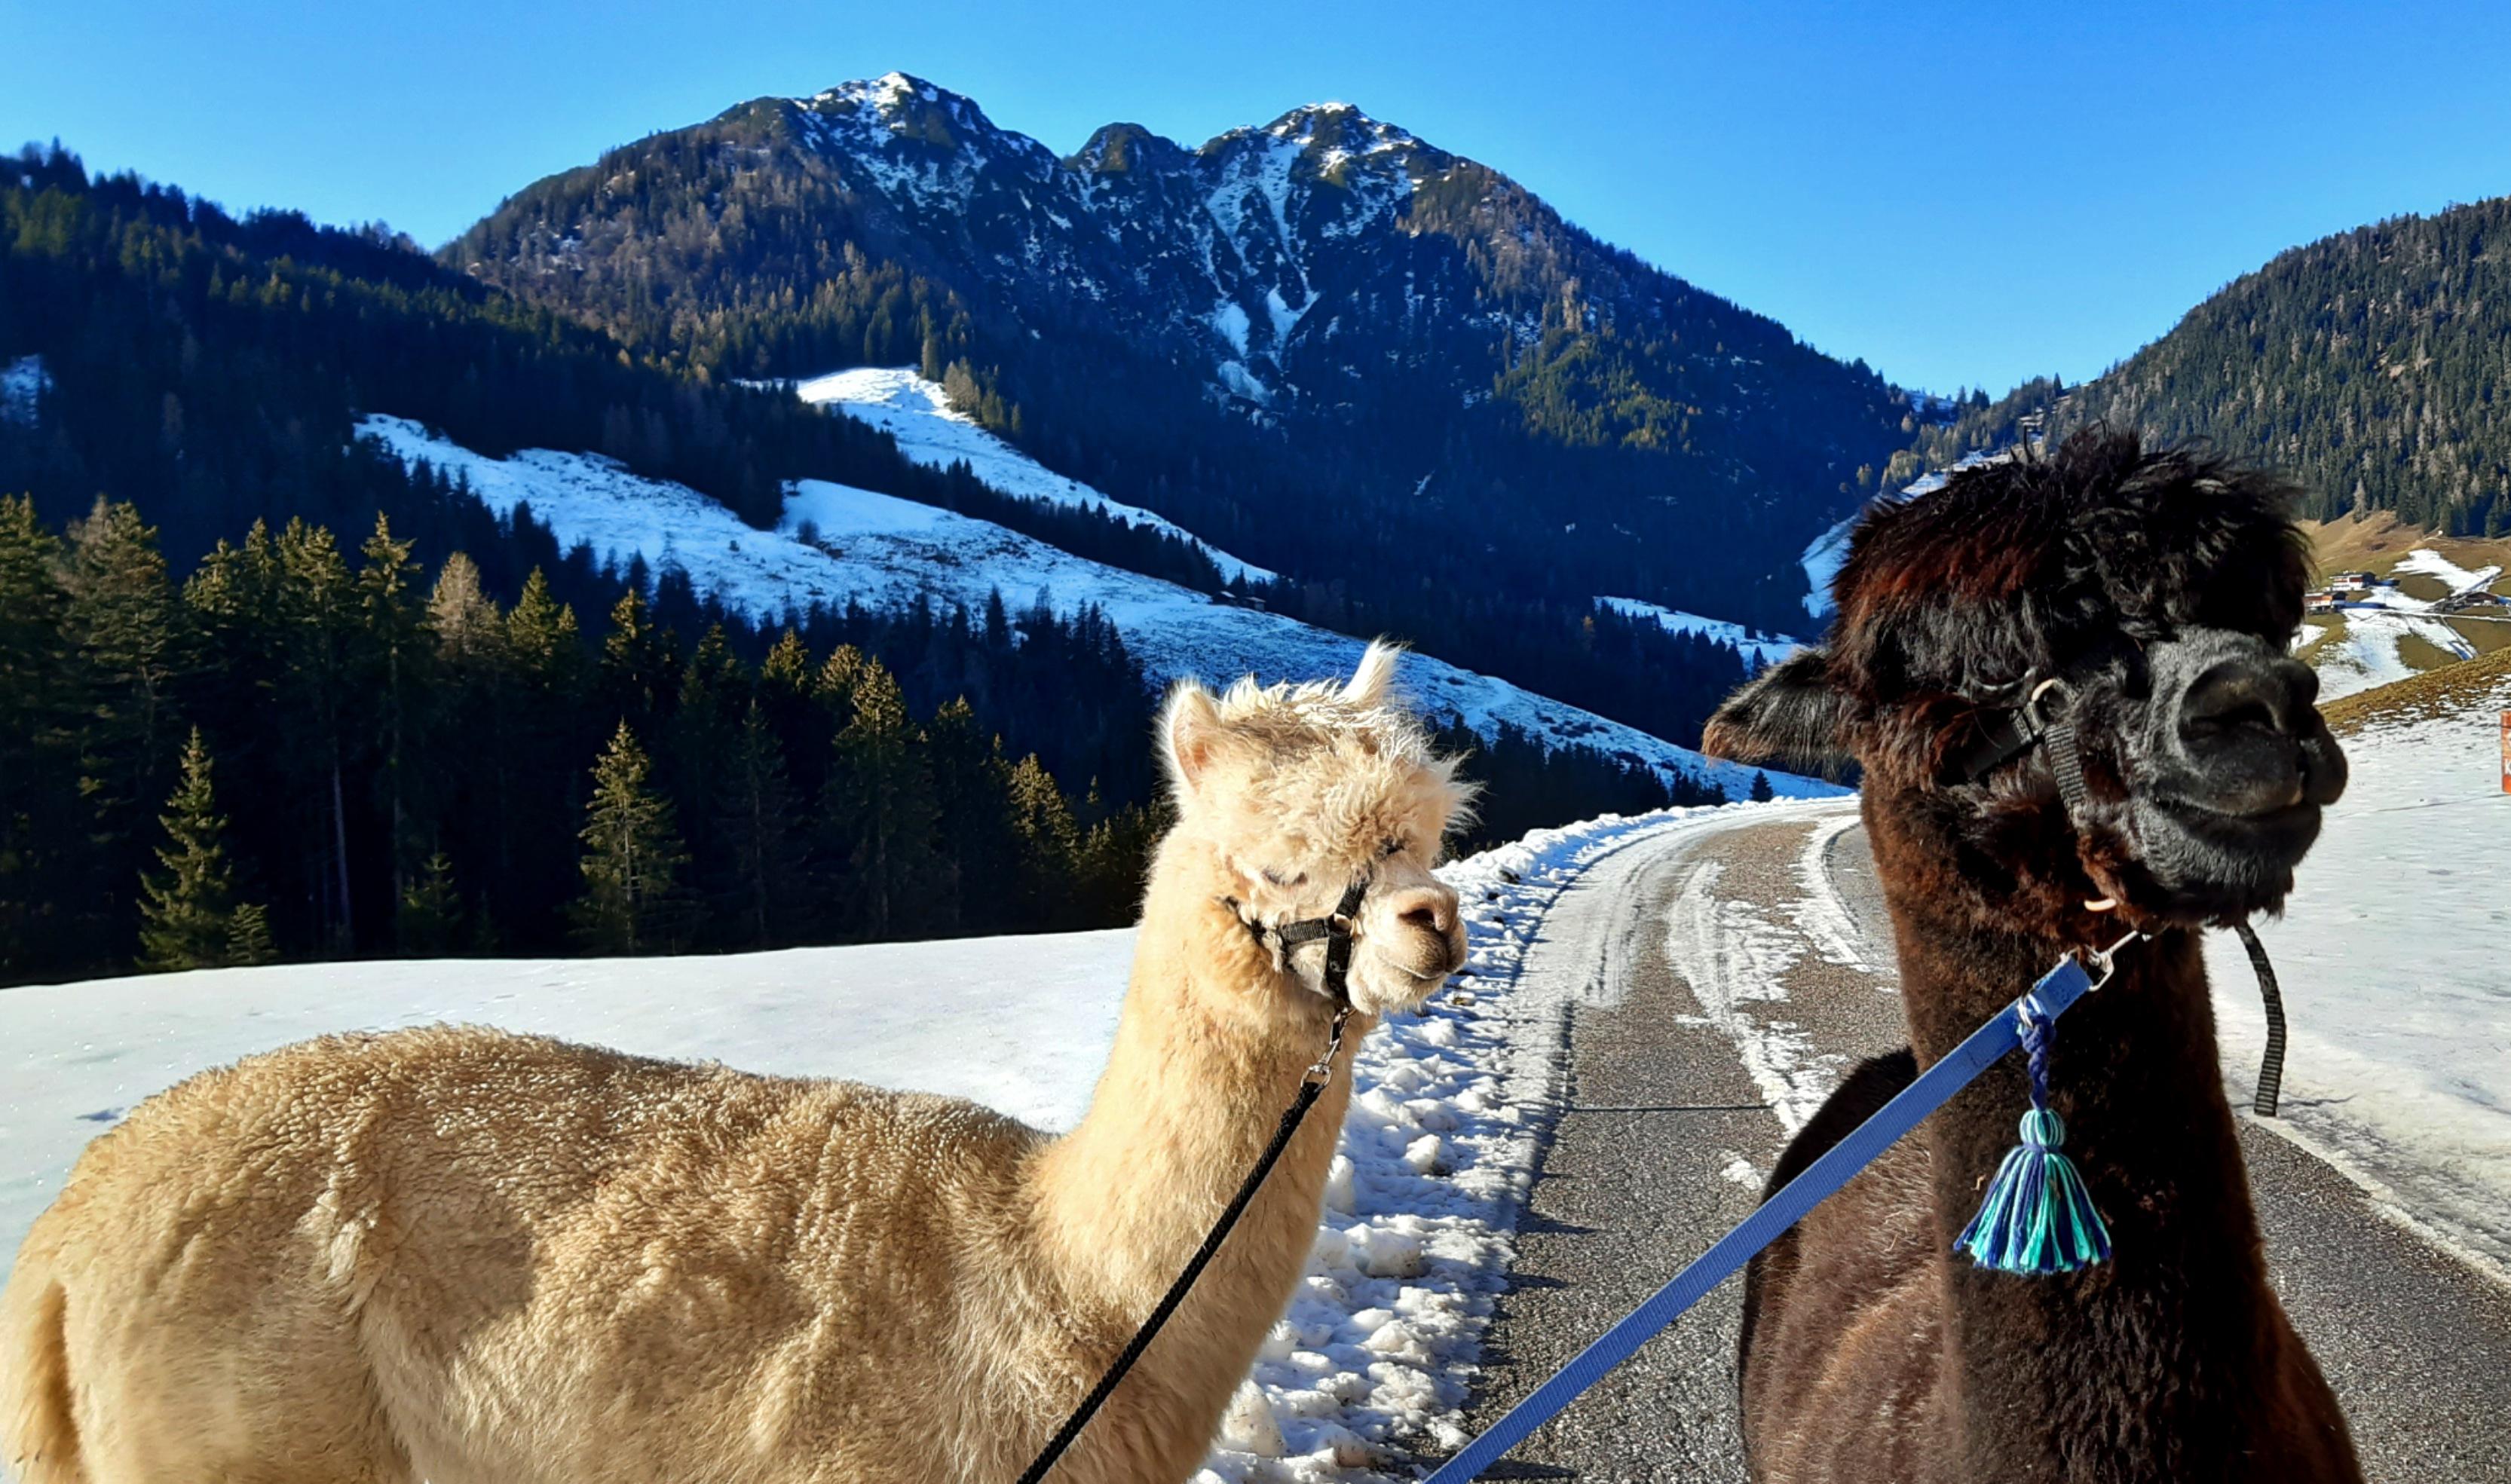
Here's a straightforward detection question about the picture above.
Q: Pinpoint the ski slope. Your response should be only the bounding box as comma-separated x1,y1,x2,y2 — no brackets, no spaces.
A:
0,808,1726,1482
2205,672,2511,1277
785,366,1275,583
357,415,1832,803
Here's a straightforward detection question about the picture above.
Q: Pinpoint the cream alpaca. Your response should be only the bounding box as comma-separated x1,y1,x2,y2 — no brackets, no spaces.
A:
1,644,1473,1484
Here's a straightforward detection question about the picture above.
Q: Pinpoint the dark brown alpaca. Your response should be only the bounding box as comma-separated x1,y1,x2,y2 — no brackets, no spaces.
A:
1705,430,2362,1483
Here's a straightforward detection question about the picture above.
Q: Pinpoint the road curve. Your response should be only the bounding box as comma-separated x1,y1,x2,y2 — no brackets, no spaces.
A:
1445,801,2511,1482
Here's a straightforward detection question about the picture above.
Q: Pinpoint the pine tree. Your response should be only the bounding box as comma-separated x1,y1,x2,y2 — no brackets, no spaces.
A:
1749,770,1775,803
826,661,945,939
225,901,277,966
712,699,805,949
426,551,503,664
0,496,77,976
398,851,464,956
63,498,183,949
358,514,428,907
1004,752,1080,929
137,729,256,972
570,722,690,955
599,586,677,738
276,519,359,949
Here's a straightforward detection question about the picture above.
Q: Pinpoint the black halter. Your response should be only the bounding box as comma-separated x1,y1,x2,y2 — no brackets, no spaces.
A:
1942,674,2092,814
1226,873,1371,1007
1943,669,2290,1117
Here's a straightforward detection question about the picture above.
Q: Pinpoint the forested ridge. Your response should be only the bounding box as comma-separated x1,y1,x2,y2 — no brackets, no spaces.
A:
1907,199,2511,536
0,491,1716,987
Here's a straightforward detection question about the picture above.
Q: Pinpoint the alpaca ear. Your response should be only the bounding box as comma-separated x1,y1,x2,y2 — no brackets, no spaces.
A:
1702,648,1854,769
1163,682,1228,797
1343,641,1401,708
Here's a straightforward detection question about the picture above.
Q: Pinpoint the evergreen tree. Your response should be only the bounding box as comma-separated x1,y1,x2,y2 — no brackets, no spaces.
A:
398,850,464,956
136,728,256,971
826,661,945,938
570,721,690,954
1004,752,1080,929
275,518,360,949
61,498,184,955
599,586,678,738
357,514,429,904
711,699,806,949
1749,770,1775,803
226,901,277,966
0,496,77,976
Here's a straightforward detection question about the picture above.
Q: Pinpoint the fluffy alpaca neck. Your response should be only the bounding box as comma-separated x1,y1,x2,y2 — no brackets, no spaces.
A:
1025,829,1361,1410
1886,910,2329,1474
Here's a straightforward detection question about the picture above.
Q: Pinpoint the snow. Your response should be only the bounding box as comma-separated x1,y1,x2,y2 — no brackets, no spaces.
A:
0,803,1732,1480
1596,596,1802,669
784,366,1275,583
2393,547,2505,598
1802,451,2001,621
2304,552,2485,702
0,353,50,427
357,415,1835,803
2203,677,2511,1278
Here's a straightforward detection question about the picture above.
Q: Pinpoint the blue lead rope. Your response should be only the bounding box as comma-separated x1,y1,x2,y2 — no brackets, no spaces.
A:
1421,955,2099,1483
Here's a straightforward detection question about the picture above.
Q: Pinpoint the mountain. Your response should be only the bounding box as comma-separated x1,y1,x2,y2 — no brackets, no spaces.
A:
446,74,1918,661
1910,197,2511,539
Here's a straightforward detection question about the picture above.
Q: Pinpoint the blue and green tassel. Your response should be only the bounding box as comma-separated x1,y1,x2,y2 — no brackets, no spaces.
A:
1955,995,2111,1274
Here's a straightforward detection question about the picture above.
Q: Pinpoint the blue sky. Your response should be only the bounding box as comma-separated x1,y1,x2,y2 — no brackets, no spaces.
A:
9,1,2508,393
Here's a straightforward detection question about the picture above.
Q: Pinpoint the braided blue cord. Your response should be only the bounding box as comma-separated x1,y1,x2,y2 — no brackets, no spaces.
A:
1418,957,2097,1482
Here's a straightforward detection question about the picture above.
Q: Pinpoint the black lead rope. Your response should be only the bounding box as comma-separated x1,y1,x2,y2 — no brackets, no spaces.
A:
2234,919,2288,1118
1013,880,1367,1484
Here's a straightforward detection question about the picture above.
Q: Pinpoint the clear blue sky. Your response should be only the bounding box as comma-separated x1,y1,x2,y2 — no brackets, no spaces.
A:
9,1,2509,393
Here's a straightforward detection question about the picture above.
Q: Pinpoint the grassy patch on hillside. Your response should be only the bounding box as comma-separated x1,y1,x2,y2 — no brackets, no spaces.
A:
2320,642,2511,736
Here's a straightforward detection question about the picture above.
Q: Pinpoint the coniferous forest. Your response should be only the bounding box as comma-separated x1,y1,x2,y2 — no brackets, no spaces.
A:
1910,200,2511,536
0,486,1706,987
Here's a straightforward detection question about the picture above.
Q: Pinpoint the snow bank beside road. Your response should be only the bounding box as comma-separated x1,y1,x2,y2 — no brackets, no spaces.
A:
2206,686,2511,1277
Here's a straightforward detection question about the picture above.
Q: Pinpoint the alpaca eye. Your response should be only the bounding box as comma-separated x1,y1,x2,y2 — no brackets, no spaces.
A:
1262,868,1306,889
1380,839,1405,860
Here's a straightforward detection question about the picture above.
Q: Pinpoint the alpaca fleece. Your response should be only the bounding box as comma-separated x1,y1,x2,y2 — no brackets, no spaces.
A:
2,644,1471,1484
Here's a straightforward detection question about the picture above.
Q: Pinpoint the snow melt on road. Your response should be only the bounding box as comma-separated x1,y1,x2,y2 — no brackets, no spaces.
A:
2205,679,2511,1277
0,807,1719,1481
1595,596,1802,668
357,415,1832,803
785,366,1275,583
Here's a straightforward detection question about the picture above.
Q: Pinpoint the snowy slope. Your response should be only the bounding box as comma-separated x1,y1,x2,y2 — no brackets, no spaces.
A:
2305,552,2484,702
784,366,1275,584
1597,596,1801,669
0,806,1723,1481
0,353,48,427
1799,451,2000,622
357,415,1834,803
2203,678,2511,1277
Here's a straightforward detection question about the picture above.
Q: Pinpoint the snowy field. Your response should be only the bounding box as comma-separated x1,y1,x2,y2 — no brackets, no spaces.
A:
2304,549,2494,702
784,366,1275,583
1594,595,1802,669
0,806,1735,1480
2205,675,2511,1277
357,415,1829,804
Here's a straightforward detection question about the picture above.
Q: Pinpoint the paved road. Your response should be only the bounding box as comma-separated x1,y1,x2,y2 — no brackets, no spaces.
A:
1448,803,2511,1483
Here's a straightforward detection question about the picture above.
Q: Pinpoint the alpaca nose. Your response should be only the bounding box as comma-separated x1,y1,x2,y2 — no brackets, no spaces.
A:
2179,653,2317,742
2167,641,2346,812
1387,886,1456,937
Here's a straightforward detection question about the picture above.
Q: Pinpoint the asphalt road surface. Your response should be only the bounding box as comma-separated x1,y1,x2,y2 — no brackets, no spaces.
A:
1445,801,2511,1483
